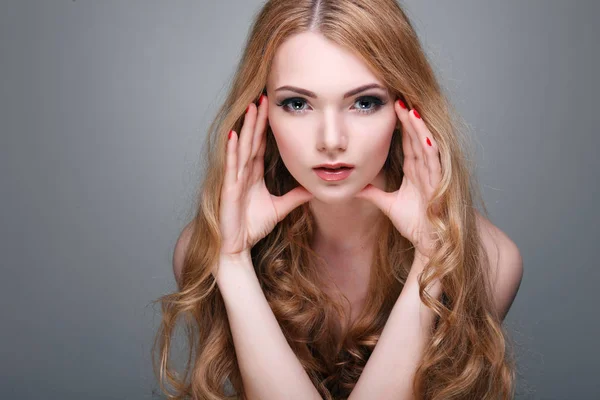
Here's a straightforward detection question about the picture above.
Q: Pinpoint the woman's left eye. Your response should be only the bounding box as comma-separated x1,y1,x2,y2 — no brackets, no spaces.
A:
276,96,386,115
354,96,386,114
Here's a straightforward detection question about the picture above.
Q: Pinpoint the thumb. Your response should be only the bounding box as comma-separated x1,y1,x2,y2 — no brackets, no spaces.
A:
272,186,314,223
355,184,395,217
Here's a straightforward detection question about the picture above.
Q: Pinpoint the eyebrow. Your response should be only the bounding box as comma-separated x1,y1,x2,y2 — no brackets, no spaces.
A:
274,83,387,99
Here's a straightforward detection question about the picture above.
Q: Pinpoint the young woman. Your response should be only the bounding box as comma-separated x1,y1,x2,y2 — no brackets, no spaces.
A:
153,1,523,399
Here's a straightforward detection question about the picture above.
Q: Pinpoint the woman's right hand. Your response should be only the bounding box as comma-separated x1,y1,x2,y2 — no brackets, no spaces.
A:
219,94,314,258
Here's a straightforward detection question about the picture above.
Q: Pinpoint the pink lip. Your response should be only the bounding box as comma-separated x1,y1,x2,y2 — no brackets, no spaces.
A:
313,167,354,181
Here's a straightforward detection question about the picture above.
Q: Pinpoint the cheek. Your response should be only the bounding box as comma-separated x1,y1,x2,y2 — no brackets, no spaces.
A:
269,111,314,151
268,118,304,170
362,134,393,177
360,116,396,161
269,119,290,149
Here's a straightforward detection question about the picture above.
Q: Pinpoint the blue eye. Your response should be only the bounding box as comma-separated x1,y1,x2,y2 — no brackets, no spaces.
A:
278,98,309,114
276,96,386,115
354,96,385,114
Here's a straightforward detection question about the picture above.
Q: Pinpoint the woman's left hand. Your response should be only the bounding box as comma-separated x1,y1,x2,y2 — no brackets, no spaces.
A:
355,99,443,261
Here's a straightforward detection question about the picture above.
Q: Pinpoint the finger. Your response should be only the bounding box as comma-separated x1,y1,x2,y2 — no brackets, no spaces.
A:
251,95,268,160
405,108,424,165
256,128,267,160
249,96,268,183
401,128,416,183
406,108,431,192
272,186,314,223
408,109,442,191
395,100,417,182
395,100,413,160
256,97,269,161
237,102,257,179
224,130,238,188
354,184,396,217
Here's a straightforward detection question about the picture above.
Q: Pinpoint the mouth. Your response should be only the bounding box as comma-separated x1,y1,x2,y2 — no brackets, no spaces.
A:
313,166,354,181
313,162,355,170
313,166,353,171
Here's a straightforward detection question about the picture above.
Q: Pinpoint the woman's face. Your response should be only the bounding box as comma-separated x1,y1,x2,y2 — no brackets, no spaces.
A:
266,31,397,203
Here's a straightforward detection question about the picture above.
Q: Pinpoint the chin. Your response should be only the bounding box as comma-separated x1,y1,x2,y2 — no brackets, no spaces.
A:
307,184,363,204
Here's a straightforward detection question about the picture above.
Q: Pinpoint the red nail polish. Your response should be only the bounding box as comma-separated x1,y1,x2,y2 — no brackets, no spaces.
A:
228,130,232,140
398,100,407,109
426,137,432,146
246,105,250,113
413,109,421,119
259,94,264,105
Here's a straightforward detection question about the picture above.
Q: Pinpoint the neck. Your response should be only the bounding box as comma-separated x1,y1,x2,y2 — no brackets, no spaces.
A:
309,197,383,255
309,169,388,255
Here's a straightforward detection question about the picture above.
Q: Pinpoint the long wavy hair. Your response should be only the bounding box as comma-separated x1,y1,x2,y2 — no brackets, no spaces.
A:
152,0,517,399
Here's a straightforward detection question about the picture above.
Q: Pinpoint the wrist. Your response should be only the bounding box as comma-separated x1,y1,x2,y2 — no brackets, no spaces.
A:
414,239,435,261
408,252,443,300
216,250,255,287
219,249,252,265
409,251,430,278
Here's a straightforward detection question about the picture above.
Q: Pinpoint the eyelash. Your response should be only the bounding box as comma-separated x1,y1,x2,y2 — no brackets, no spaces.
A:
276,95,386,115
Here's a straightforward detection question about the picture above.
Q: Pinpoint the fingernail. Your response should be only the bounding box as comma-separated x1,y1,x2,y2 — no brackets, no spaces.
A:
398,100,407,109
228,130,232,140
413,109,421,119
246,105,250,113
426,137,432,146
259,94,265,105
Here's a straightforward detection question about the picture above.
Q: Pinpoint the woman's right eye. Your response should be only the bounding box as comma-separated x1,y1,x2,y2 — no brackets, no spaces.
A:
276,98,310,115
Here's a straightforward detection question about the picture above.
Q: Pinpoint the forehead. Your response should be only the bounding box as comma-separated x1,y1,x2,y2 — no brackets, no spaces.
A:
269,31,382,91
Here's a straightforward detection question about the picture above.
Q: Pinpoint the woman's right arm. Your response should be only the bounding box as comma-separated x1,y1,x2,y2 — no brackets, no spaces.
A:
175,94,318,399
173,231,322,400
215,250,322,400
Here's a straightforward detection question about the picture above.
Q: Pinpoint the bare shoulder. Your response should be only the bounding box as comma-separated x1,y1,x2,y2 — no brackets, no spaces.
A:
173,221,195,289
475,211,524,321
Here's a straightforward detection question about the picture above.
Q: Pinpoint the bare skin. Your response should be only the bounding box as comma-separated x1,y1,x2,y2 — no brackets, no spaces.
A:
171,28,522,400
266,32,396,321
213,31,518,336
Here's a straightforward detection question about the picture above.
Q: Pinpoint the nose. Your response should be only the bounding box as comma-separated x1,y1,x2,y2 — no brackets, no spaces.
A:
316,110,347,153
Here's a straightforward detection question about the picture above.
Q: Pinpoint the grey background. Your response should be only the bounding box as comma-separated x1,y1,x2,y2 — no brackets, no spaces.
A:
1,1,597,399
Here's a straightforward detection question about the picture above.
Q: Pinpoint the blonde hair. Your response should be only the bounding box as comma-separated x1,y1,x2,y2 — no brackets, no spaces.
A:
152,0,517,398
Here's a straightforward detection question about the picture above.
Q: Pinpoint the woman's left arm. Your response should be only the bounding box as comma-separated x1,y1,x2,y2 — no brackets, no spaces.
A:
348,214,523,400
347,252,441,400
352,101,523,399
